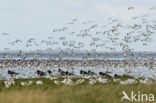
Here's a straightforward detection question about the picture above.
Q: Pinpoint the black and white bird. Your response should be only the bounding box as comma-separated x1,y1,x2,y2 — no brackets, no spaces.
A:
7,70,18,76
36,70,46,76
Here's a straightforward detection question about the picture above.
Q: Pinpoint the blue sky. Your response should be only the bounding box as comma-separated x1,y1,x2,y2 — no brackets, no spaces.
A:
0,0,156,51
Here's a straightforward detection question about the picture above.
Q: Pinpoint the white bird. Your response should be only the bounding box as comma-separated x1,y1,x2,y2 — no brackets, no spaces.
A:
113,79,121,83
120,79,137,85
36,80,43,85
89,79,96,85
76,79,85,85
21,81,33,86
54,80,60,85
97,78,109,84
139,79,153,85
61,78,74,85
4,76,15,88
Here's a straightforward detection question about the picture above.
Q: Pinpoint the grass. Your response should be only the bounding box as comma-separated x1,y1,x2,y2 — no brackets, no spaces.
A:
0,78,156,103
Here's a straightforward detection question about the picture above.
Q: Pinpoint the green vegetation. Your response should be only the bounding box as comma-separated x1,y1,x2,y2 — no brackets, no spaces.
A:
0,78,156,103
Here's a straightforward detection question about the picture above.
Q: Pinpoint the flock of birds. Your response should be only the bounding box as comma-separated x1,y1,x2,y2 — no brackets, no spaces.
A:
4,76,155,88
1,7,156,88
3,68,156,88
1,6,156,59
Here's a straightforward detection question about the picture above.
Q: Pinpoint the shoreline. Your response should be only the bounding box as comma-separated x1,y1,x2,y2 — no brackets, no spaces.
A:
0,59,155,68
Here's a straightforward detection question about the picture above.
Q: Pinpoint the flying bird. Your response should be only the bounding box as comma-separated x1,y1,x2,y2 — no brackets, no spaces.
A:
128,7,134,10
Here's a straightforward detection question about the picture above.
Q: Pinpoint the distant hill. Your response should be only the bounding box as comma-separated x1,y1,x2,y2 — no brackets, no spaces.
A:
0,49,156,60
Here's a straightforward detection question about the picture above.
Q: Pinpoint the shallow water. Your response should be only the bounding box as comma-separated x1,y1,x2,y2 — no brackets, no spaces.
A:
0,66,156,80
0,52,156,80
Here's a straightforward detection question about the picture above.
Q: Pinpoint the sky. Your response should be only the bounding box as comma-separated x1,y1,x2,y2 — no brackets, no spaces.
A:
0,0,156,52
